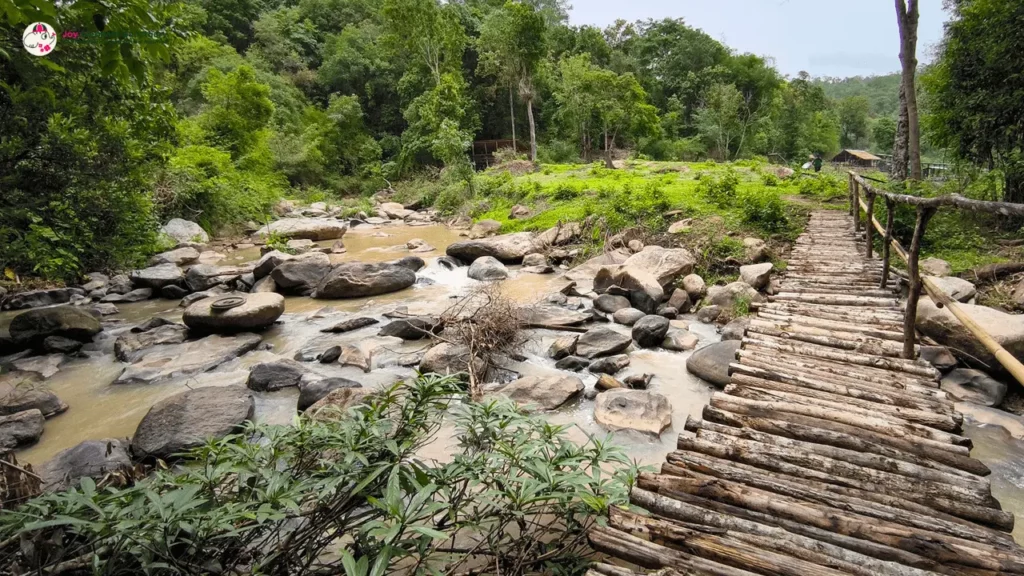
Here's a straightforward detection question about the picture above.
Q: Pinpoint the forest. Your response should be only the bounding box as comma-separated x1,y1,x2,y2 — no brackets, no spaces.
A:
1,0,1022,281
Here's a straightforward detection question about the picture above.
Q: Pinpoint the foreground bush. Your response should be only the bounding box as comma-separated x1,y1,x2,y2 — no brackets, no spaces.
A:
0,375,638,575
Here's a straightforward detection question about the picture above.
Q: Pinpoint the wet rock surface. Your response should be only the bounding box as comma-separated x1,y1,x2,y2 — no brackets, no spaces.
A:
9,306,102,347
575,327,633,359
498,374,584,411
315,262,416,298
594,389,672,435
132,386,255,461
117,333,263,385
686,340,740,387
183,293,285,333
40,439,132,492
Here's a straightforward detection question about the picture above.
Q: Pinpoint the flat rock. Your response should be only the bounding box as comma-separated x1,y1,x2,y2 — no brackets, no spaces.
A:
522,253,547,267
307,387,371,420
247,359,308,391
707,282,764,310
185,264,246,292
0,373,66,417
595,389,672,435
498,374,583,410
102,288,152,303
595,294,631,314
739,263,773,291
321,317,379,333
446,232,540,264
555,355,589,371
921,257,952,277
183,293,285,333
256,218,348,241
297,378,362,411
662,331,698,351
521,305,590,328
419,343,484,378
131,263,184,290
132,386,255,460
338,345,371,373
160,218,209,245
941,369,1007,407
632,315,670,348
589,354,630,375
467,256,509,281
378,317,441,340
114,323,190,362
12,354,64,379
576,327,633,359
9,306,102,346
271,254,332,295
468,219,502,239
253,250,293,280
149,246,200,266
595,373,624,390
686,340,740,387
40,438,131,492
721,318,750,341
42,335,83,354
2,288,75,310
117,333,262,385
613,308,646,326
315,262,416,298
696,305,722,324
0,409,43,451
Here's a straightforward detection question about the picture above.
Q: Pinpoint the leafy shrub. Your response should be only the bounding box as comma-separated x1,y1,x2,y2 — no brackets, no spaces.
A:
636,137,706,161
537,140,580,164
0,376,639,575
492,146,526,163
797,173,846,200
549,182,582,202
761,172,780,187
607,182,671,230
434,182,473,215
697,170,740,207
739,187,789,232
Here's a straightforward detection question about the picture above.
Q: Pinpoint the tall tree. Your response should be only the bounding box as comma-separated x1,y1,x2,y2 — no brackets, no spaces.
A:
591,70,659,168
923,0,1024,202
383,0,466,85
837,96,870,148
893,0,921,181
477,1,547,161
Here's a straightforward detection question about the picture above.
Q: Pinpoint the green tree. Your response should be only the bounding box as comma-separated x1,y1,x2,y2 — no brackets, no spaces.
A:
871,116,898,155
198,66,276,159
694,83,743,161
195,0,267,52
924,0,1024,201
591,70,660,168
552,54,600,160
837,95,870,148
477,1,546,161
382,0,466,85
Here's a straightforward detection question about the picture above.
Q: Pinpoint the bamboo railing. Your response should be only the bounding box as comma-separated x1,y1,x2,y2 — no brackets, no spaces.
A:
848,172,1024,385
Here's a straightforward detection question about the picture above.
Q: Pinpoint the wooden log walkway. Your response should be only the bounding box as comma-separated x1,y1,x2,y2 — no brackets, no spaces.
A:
589,210,1024,576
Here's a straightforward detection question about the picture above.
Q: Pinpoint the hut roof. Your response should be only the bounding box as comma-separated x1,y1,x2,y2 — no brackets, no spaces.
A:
837,149,881,161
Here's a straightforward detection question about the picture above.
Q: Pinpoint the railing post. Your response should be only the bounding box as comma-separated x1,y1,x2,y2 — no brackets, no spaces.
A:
902,206,937,359
848,173,855,216
864,191,875,259
853,180,861,233
881,198,895,289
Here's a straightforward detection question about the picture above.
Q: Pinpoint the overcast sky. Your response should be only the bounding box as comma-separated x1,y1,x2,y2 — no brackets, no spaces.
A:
568,0,948,79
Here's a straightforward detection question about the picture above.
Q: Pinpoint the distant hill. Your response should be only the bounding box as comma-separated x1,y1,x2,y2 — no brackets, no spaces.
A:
813,74,901,118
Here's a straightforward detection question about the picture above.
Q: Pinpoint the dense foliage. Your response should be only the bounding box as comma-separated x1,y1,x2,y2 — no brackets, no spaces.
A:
1,0,865,281
0,375,640,575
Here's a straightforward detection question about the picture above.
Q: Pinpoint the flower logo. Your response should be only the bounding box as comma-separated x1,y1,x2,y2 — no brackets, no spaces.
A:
23,22,57,56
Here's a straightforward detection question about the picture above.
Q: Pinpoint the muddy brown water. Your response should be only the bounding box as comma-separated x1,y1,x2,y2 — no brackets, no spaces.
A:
5,223,1024,544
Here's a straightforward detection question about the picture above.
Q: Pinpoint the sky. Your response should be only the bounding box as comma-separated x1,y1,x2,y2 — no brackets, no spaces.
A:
568,0,948,79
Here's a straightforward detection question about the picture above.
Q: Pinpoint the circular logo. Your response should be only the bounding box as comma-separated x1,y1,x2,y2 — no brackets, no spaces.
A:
23,22,57,56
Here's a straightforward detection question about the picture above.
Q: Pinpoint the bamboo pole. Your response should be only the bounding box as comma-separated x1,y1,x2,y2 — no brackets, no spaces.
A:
903,206,936,358
865,190,876,258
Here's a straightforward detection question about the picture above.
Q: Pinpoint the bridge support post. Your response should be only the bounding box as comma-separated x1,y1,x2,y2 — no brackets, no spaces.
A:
853,181,861,233
902,206,937,359
848,173,855,217
881,199,895,289
864,192,875,258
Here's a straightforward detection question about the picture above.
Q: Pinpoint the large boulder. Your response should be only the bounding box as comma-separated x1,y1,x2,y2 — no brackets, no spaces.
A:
307,387,371,420
594,266,665,307
612,308,646,326
39,439,132,492
160,218,209,245
315,262,416,298
271,254,332,295
132,386,255,460
589,355,630,375
183,293,285,333
378,317,442,340
321,317,379,333
537,222,582,246
0,409,44,451
2,288,75,311
920,257,952,277
247,359,308,392
928,276,977,303
632,315,670,348
419,343,485,378
9,306,102,347
297,378,363,411
521,306,590,329
149,247,200,266
916,297,1024,372
548,335,579,360
389,256,426,272
0,373,67,417
686,341,740,387
575,327,633,359
707,282,764,310
467,256,509,281
114,323,190,362
720,318,750,341
378,202,412,219
595,294,632,314
185,264,247,292
446,232,540,264
468,219,502,239
116,333,262,385
739,263,773,291
595,389,672,435
743,238,769,263
941,369,1007,407
621,246,695,287
662,331,698,351
130,263,184,290
255,218,347,240
682,274,707,300
498,374,583,410
253,250,293,280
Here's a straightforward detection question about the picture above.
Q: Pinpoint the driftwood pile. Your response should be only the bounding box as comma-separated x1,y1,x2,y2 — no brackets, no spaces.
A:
589,211,1024,575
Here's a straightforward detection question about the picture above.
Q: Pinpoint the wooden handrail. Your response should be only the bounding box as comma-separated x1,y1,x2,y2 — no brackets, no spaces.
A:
849,171,1024,384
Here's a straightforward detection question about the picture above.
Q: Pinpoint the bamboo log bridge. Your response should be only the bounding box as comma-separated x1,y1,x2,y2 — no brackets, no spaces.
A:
590,209,1024,575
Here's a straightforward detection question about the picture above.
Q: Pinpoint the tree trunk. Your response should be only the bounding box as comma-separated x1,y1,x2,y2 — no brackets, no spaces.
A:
892,84,910,181
525,95,537,163
896,0,922,180
1005,163,1024,203
604,127,614,169
509,86,516,153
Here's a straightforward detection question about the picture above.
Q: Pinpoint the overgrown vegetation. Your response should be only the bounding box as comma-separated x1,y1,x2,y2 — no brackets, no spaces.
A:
0,376,640,575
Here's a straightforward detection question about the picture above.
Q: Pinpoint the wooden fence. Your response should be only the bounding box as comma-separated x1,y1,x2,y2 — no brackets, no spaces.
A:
848,172,1024,384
